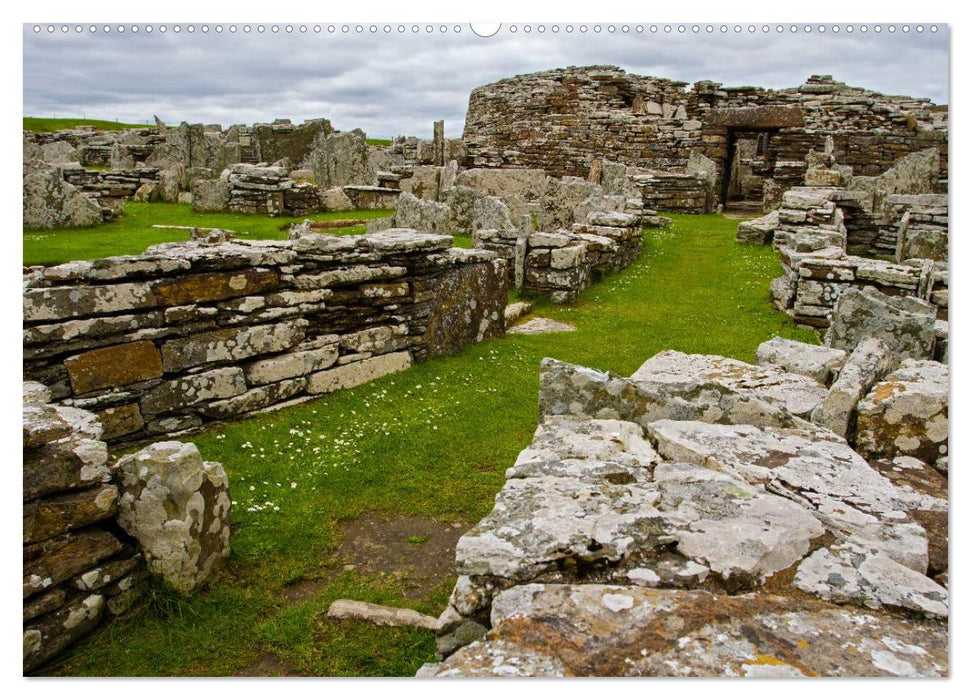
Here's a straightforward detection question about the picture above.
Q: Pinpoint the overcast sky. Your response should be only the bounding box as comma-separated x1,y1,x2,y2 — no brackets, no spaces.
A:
22,24,949,139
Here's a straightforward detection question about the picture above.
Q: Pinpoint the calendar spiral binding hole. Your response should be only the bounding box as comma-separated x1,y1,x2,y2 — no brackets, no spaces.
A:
32,24,940,36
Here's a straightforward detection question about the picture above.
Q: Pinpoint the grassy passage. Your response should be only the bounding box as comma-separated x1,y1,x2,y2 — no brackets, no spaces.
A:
44,214,818,677
23,204,398,266
23,117,153,132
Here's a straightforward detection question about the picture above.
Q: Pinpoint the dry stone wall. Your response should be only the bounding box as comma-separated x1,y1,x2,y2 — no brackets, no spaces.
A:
463,67,947,206
764,187,948,330
23,383,146,673
23,230,507,444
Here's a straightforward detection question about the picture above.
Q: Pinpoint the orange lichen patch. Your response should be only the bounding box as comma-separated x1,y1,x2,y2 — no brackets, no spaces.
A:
749,654,790,666
797,639,810,650
872,381,906,403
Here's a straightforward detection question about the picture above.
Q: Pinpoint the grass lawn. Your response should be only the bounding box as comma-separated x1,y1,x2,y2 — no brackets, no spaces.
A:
23,204,402,266
366,138,393,147
23,117,153,133
42,214,818,677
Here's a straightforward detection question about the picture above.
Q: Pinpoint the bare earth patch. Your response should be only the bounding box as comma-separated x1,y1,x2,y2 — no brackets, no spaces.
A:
336,514,467,599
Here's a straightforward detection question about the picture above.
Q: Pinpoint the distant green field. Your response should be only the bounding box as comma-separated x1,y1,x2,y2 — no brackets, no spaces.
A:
23,203,400,266
365,138,393,147
23,117,153,133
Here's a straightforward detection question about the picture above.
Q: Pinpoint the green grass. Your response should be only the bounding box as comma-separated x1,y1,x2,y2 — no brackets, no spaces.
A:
23,203,397,266
366,138,393,147
43,213,818,677
23,117,153,133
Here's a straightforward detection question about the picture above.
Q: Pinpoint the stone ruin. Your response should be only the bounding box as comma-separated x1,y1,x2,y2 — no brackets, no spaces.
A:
735,143,948,361
22,66,951,675
366,165,663,303
421,321,948,676
462,67,947,213
23,381,231,673
23,229,507,444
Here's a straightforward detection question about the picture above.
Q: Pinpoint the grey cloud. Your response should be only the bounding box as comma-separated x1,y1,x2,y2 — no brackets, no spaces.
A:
23,25,948,139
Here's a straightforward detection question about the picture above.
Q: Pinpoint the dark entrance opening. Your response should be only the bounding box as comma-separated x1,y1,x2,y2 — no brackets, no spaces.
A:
721,127,782,213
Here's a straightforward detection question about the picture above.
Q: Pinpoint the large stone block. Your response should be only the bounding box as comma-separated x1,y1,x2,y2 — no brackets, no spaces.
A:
23,485,118,545
755,336,846,385
190,179,230,212
307,351,412,394
421,585,947,677
64,341,164,395
116,442,231,594
160,320,308,372
139,367,247,416
420,257,508,357
856,360,948,464
244,342,339,385
23,165,102,229
810,338,893,438
23,407,110,502
23,594,104,673
23,529,123,598
824,286,936,364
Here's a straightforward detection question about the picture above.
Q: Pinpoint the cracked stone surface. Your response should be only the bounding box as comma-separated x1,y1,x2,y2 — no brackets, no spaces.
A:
422,584,947,677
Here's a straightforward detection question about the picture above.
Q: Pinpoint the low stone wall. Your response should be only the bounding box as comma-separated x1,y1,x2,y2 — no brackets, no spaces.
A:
633,171,711,213
23,383,146,673
475,211,643,303
756,187,948,329
23,230,507,444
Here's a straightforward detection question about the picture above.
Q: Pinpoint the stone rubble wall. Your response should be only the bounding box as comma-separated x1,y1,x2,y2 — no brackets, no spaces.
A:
764,187,948,329
222,163,321,217
462,67,948,204
23,383,147,673
23,230,507,444
60,164,162,220
422,347,948,677
475,211,643,303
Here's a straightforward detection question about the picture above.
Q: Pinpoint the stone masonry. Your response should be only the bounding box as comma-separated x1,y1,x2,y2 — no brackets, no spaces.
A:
463,67,948,209
23,229,507,444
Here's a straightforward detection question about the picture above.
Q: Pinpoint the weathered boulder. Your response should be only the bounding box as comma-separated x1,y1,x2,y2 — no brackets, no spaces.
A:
824,287,936,364
856,360,948,464
191,179,230,212
23,166,102,229
755,336,846,384
115,442,231,593
736,210,779,245
318,185,355,212
794,541,948,617
455,168,547,201
472,195,516,232
311,128,373,188
421,584,948,677
646,419,938,575
455,417,822,590
394,191,451,233
539,358,806,430
810,338,893,438
631,350,828,418
537,176,600,230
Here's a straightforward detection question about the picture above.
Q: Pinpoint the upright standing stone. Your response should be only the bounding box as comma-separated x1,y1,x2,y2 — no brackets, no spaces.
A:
115,442,231,594
433,120,446,167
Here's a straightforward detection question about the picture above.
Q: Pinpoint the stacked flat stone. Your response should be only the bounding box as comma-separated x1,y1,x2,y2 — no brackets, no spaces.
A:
23,382,145,673
765,187,948,329
475,210,641,304
227,163,292,216
23,229,506,443
632,171,710,213
463,67,947,203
